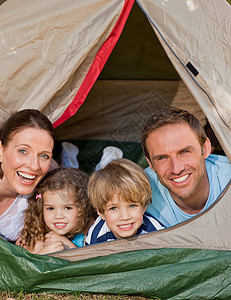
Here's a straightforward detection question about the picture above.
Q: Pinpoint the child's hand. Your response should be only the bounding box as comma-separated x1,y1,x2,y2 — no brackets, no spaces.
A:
37,241,64,255
44,231,63,244
45,231,77,250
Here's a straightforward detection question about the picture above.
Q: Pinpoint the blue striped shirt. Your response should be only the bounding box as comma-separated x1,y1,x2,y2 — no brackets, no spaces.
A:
85,213,165,245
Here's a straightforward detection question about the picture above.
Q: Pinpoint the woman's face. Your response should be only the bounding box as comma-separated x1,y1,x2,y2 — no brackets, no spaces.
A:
0,127,54,196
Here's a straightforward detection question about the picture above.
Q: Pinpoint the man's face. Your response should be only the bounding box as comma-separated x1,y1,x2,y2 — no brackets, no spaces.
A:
146,123,211,205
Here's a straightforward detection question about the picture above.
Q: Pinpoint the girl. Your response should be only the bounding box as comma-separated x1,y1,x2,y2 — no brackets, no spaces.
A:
17,167,97,254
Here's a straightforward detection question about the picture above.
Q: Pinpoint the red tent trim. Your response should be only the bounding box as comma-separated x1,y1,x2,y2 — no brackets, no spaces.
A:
53,0,135,128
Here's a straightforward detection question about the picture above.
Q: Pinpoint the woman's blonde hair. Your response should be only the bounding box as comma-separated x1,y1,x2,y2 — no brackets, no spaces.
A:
20,167,97,250
88,158,152,214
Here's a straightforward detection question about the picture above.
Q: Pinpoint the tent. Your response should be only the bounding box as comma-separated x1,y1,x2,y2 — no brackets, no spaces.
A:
0,0,230,298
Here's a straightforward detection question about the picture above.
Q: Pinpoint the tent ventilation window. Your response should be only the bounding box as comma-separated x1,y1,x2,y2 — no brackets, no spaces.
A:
186,62,199,77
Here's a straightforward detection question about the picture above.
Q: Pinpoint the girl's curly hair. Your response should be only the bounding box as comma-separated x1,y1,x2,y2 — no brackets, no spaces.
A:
19,167,97,250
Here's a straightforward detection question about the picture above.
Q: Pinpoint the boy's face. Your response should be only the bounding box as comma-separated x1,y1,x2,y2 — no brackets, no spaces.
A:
98,194,147,239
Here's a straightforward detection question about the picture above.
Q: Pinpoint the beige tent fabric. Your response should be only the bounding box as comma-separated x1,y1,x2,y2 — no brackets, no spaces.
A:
50,182,231,262
55,79,206,142
0,0,230,262
1,0,230,158
0,0,124,122
138,0,231,159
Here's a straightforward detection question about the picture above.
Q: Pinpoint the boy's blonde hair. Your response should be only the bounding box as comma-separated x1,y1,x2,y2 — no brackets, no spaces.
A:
88,158,152,214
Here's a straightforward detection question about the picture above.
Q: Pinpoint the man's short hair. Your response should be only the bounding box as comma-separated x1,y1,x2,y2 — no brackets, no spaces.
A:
87,158,152,214
141,106,208,160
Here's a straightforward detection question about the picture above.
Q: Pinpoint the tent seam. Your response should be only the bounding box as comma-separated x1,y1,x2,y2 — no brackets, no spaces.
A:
136,0,229,128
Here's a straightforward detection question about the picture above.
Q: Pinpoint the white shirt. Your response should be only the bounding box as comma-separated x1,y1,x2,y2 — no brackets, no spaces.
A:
0,194,29,242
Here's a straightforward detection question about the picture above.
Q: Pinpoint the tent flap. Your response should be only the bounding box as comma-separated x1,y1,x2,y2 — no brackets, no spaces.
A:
0,0,230,297
0,237,231,299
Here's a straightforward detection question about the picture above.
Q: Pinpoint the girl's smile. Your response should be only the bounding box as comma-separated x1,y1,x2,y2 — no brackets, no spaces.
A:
43,189,79,236
53,222,68,229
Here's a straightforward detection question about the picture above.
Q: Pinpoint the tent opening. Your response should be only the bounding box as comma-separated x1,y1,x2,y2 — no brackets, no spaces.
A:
53,2,214,174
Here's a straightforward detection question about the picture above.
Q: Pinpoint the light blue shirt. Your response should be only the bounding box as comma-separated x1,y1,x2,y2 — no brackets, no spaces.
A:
145,154,231,227
72,233,85,247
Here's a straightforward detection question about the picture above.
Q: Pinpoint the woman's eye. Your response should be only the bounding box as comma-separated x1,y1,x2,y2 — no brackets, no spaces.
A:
18,149,27,154
40,154,50,160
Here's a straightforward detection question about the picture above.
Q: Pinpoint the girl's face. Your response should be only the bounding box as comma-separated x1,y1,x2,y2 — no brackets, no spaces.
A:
43,189,79,236
0,127,54,196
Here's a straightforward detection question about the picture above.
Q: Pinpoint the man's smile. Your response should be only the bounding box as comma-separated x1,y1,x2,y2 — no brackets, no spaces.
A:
172,174,190,183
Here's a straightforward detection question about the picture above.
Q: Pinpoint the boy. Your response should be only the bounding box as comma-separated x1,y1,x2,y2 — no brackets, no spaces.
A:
85,158,164,245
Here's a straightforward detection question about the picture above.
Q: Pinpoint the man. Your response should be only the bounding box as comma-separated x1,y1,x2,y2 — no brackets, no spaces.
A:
141,107,231,227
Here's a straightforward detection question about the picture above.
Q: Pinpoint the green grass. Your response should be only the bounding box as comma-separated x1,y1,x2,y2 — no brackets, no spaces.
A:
0,291,154,300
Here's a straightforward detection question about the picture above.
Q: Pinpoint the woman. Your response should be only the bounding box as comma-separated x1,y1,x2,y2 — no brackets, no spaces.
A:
0,109,55,242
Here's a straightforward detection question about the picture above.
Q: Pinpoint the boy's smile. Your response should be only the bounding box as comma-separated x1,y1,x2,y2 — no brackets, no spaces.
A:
98,194,147,239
